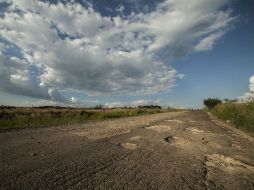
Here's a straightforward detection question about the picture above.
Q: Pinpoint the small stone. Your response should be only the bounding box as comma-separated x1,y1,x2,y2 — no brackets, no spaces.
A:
30,153,38,157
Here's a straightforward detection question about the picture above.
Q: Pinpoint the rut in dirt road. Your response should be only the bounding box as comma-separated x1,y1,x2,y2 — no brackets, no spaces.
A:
0,111,254,190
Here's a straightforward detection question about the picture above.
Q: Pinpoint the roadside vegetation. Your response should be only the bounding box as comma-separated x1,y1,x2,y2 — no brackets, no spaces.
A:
204,98,254,132
0,105,176,131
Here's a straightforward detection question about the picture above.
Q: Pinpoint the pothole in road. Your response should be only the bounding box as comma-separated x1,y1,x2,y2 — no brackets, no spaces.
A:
205,154,254,172
204,154,254,188
119,142,139,150
185,127,204,133
164,136,189,145
129,136,141,141
187,120,197,123
164,136,174,143
166,119,183,123
145,125,171,132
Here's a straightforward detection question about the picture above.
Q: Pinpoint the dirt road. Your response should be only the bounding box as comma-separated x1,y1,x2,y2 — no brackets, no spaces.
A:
1,111,254,190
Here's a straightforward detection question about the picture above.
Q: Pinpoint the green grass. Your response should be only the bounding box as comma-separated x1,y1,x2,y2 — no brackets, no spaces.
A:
208,101,254,132
0,108,174,131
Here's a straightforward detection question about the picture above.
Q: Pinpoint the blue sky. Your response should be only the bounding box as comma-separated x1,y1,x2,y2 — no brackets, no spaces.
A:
0,0,253,108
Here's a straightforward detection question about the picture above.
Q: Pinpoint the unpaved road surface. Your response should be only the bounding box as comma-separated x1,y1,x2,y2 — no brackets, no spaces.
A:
1,111,254,190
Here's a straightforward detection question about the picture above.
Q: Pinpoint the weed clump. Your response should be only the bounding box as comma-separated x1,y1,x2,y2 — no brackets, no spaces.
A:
207,101,254,132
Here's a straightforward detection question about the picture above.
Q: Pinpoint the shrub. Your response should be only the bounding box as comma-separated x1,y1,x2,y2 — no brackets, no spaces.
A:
137,105,162,109
204,98,222,109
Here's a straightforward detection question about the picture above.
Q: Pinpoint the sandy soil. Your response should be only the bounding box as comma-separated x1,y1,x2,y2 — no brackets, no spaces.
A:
0,111,254,190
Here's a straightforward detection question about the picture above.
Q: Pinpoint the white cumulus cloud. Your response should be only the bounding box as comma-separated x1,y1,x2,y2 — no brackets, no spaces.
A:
249,75,254,92
0,0,236,103
239,75,254,102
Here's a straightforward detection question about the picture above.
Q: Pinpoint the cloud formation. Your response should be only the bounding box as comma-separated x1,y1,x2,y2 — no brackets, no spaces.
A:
105,99,161,108
0,0,235,103
239,75,254,102
250,76,254,92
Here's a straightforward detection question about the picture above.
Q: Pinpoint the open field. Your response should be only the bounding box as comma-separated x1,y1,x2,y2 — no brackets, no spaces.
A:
1,110,254,189
0,106,176,131
208,101,254,132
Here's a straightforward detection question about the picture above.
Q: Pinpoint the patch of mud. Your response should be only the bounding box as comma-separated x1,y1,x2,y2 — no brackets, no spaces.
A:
145,125,171,132
119,142,138,150
185,127,204,133
204,154,254,189
129,136,141,141
166,119,183,123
